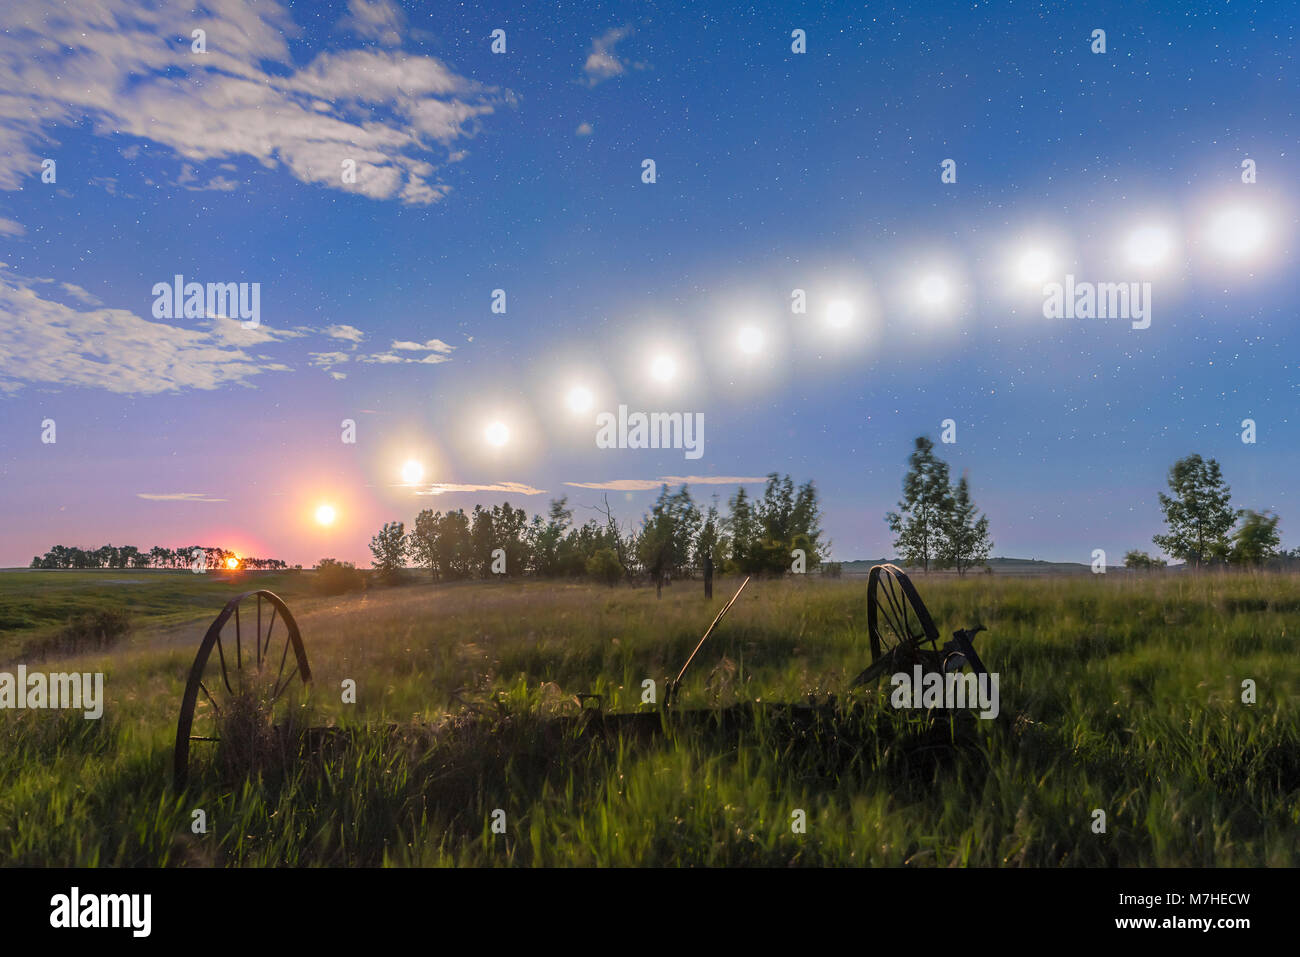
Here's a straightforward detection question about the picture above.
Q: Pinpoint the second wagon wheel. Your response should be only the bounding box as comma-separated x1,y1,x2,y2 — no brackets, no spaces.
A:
173,590,312,790
850,563,942,687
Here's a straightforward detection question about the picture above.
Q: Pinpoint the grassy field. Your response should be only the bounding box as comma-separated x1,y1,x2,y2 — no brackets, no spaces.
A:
1,568,1297,866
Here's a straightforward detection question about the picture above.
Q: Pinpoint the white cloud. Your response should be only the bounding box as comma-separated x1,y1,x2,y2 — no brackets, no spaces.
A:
565,476,769,491
362,337,456,365
337,0,406,47
0,216,23,237
583,26,637,85
137,492,227,502
326,324,366,344
416,482,547,496
59,282,103,307
0,268,297,394
391,338,453,352
0,0,508,203
309,351,352,369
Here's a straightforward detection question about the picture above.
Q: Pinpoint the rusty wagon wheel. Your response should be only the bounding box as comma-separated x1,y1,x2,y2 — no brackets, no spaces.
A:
173,590,311,790
850,563,942,687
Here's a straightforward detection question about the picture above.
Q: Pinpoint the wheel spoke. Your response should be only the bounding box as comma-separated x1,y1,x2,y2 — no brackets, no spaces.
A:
879,577,910,647
271,664,299,703
263,606,279,672
213,634,234,696
198,680,222,716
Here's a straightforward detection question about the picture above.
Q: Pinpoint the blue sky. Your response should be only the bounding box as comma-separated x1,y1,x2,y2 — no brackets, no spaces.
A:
0,0,1297,566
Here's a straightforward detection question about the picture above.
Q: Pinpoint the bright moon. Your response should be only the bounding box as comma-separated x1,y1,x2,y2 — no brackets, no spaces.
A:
400,459,424,484
485,421,510,447
1016,249,1054,284
315,504,337,526
1208,206,1267,259
826,299,854,328
650,354,677,382
918,273,950,306
566,385,594,413
736,325,764,355
1126,225,1174,268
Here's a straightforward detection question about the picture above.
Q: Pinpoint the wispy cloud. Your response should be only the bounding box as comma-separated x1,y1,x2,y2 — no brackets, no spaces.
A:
0,216,23,237
0,0,510,204
583,26,641,85
136,492,228,502
337,0,406,47
415,482,547,496
391,338,453,353
565,476,768,491
0,267,297,395
325,324,366,344
361,338,456,365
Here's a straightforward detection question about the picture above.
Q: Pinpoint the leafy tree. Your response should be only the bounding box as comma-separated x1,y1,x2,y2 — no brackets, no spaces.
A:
470,505,496,576
438,509,474,578
585,547,624,586
696,500,726,570
725,486,757,572
1152,455,1237,567
941,474,992,575
491,503,531,576
531,497,573,577
411,509,442,580
1230,510,1281,566
637,485,702,587
368,521,408,582
885,436,953,572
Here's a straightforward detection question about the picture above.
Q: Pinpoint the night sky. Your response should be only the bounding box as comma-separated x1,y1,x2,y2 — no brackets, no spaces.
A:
1,0,1296,567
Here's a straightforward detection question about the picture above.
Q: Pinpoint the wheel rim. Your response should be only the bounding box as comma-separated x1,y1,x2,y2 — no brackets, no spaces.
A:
867,563,940,662
173,590,311,790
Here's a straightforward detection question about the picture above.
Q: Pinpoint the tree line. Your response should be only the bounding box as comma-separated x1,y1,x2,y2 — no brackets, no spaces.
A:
28,544,289,570
362,473,828,585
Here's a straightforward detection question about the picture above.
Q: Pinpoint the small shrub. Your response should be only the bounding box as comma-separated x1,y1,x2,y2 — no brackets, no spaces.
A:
24,608,131,660
586,548,624,586
314,558,366,596
213,684,299,784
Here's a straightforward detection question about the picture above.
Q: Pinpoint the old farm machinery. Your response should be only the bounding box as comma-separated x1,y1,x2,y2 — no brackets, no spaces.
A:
172,565,991,789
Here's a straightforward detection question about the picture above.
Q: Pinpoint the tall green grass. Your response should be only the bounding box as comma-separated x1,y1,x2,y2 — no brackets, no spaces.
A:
0,571,1296,866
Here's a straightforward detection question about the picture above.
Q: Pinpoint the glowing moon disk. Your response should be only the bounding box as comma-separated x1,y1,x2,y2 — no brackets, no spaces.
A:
566,385,594,413
315,504,337,526
1017,249,1054,284
918,274,950,306
737,326,764,355
826,299,854,328
650,355,677,382
1208,206,1267,259
485,421,510,447
1125,225,1173,268
400,460,424,484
